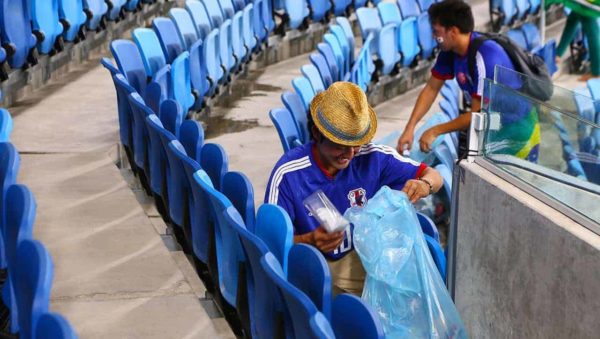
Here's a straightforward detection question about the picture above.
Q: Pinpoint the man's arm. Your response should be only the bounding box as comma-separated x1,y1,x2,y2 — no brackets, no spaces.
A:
397,76,446,152
402,166,444,203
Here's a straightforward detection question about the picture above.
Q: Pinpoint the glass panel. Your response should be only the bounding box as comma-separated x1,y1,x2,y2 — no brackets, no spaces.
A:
479,70,600,226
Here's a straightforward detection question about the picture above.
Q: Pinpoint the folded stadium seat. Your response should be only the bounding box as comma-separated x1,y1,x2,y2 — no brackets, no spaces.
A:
323,33,347,79
308,0,331,22
128,93,154,189
170,52,195,114
354,0,369,8
169,8,200,51
260,252,336,338
514,0,530,21
220,0,236,19
282,0,309,31
356,7,382,50
203,0,225,28
398,17,420,67
520,22,541,50
435,163,452,204
588,78,600,106
222,171,255,239
332,0,352,16
335,17,355,66
397,0,421,18
292,76,316,112
30,0,65,55
58,0,87,43
416,212,441,242
110,39,148,96
417,0,434,11
0,47,6,80
152,18,185,64
425,233,447,279
14,240,53,339
200,144,228,194
203,29,224,92
252,0,268,45
4,184,36,334
574,87,595,123
281,91,309,143
350,41,370,91
144,114,172,222
232,0,246,11
440,98,458,120
534,39,558,76
506,28,528,50
440,85,459,112
83,0,109,31
310,53,333,89
185,0,213,40
270,108,303,152
287,244,332,319
301,64,326,94
0,143,19,233
107,71,136,167
317,43,340,82
189,39,210,101
529,0,541,14
35,312,77,339
219,19,237,76
331,294,385,339
107,0,127,21
132,28,167,78
490,0,517,28
231,11,248,65
567,158,588,180
261,0,275,37
125,0,141,12
179,120,204,163
377,24,401,75
242,4,257,53
433,141,457,173
330,25,352,74
145,67,171,116
0,109,12,142
417,13,435,59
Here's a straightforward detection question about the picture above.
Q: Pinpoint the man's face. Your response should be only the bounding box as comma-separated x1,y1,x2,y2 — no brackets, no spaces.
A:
316,136,361,172
432,23,454,52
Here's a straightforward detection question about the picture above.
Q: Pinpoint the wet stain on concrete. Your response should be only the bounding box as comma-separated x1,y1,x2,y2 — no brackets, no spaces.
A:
199,114,259,139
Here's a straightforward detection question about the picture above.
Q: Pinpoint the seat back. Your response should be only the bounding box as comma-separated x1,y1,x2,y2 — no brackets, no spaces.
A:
417,12,435,59
433,141,456,172
58,0,87,42
330,25,351,72
200,143,229,191
417,0,433,11
399,17,420,66
165,140,194,232
335,16,355,65
331,294,385,339
222,171,255,232
377,23,401,75
292,77,316,112
110,40,147,96
310,53,333,89
308,0,330,22
284,0,309,30
323,33,346,79
281,91,309,144
506,29,527,50
219,19,236,73
332,0,351,16
132,28,167,78
254,204,293,275
203,29,223,90
125,0,140,12
287,244,331,319
270,108,303,152
170,51,194,114
30,0,64,54
220,0,236,19
514,0,529,20
5,185,36,274
186,0,212,40
0,109,12,143
83,0,108,30
189,39,209,101
188,170,214,263
521,22,540,50
252,0,267,44
261,252,335,339
397,0,420,18
425,234,446,279
378,1,402,25
159,98,183,137
356,8,382,43
15,240,53,339
169,8,199,51
145,114,168,197
35,312,77,339
128,92,153,171
434,163,452,202
261,0,275,35
152,17,185,64
242,4,257,52
317,43,340,83
0,0,38,68
111,73,135,151
203,0,225,28
416,212,440,242
301,64,325,94
232,11,246,63
107,0,126,20
179,120,204,162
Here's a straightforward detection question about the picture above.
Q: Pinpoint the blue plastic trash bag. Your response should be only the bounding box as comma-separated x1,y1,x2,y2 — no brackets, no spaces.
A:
344,186,467,338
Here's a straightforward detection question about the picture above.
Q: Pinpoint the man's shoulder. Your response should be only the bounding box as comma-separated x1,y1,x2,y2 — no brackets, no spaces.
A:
271,143,313,174
356,143,420,166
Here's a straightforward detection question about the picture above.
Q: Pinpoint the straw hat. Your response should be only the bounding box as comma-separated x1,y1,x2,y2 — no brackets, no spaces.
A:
309,82,377,147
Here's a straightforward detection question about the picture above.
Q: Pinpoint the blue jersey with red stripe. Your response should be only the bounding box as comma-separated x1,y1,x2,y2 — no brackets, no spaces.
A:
264,142,426,260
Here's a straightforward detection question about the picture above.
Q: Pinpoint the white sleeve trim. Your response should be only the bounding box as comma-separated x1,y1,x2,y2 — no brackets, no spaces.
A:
476,51,486,97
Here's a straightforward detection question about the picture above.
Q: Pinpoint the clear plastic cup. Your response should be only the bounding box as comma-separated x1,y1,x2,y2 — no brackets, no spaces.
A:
303,190,349,233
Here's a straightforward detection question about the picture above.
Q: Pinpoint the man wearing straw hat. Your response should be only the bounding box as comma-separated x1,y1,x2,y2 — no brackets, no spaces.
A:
265,82,443,295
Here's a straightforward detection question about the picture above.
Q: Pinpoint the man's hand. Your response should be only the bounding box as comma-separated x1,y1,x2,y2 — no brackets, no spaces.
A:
299,226,345,253
402,179,431,203
397,128,415,154
419,127,439,153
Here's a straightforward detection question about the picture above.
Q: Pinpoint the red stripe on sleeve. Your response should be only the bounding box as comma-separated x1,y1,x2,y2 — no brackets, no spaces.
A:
415,163,427,179
431,69,454,80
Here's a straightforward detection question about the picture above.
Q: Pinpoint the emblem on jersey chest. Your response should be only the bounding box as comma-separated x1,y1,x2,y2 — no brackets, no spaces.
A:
348,188,367,207
457,72,467,85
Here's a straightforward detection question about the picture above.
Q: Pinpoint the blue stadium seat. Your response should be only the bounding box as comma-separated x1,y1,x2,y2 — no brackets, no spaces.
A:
188,169,214,269
58,0,87,42
126,0,140,12
418,13,435,59
356,7,382,47
521,22,541,50
399,17,420,67
220,19,237,75
0,0,37,69
144,114,170,210
332,0,351,16
331,294,385,339
83,0,109,31
514,0,530,20
491,0,517,26
254,204,293,275
354,0,369,8
301,64,325,94
435,163,452,202
132,28,167,78
170,51,195,114
242,4,257,53
252,0,268,45
189,39,210,101
159,98,183,137
534,39,557,76
260,252,335,339
587,78,600,103
200,143,229,192
284,0,309,30
222,171,255,232
152,17,185,64
145,64,171,115
323,33,346,79
0,143,19,268
270,108,303,152
317,43,340,83
169,8,200,51
506,29,528,50
220,0,236,19
110,39,147,96
378,24,401,75
35,313,77,339
416,211,440,242
308,0,331,22
233,0,246,11
330,25,351,74
292,77,316,112
166,140,195,249
204,29,223,92
440,84,459,109
434,138,457,171
287,244,331,319
110,74,136,168
107,0,127,21
128,93,153,182
261,0,275,37
179,120,204,162
397,0,421,18
425,234,447,280
203,0,225,28
232,11,248,64
281,91,309,144
14,240,53,339
0,109,12,142
310,53,333,89
417,0,433,11
378,1,402,26
186,0,212,40
335,16,355,65
529,0,541,14
440,98,458,120
30,0,64,55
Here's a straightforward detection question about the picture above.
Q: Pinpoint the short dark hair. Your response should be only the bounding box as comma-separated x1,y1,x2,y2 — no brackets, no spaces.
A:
428,0,474,34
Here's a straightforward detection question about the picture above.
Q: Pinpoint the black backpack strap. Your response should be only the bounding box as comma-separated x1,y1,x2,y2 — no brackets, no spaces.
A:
466,33,489,89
